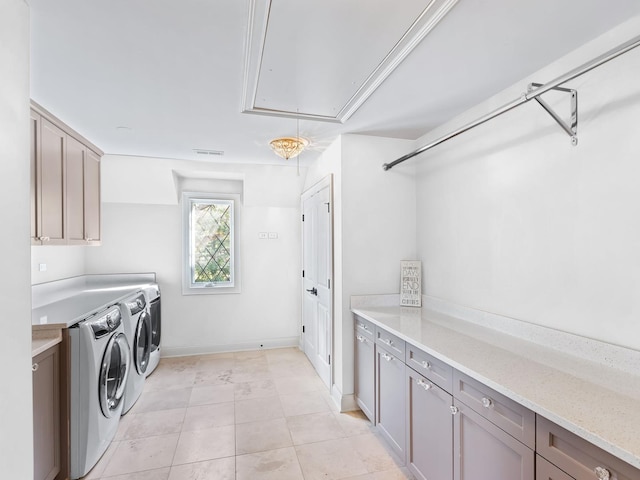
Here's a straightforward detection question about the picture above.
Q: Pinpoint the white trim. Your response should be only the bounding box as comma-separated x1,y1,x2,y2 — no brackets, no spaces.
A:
242,0,459,123
161,337,300,358
181,192,242,295
330,384,358,413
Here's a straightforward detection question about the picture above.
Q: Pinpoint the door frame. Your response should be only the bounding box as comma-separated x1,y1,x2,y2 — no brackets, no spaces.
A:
300,174,334,389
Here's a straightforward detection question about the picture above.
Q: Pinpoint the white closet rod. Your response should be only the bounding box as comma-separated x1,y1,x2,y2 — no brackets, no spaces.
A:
382,34,640,171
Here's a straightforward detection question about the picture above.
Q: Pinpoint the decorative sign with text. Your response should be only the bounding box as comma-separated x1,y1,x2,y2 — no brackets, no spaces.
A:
400,260,422,307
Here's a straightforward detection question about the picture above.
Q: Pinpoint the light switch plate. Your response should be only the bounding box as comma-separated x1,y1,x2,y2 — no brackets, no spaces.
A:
39,263,47,272
268,232,278,239
258,232,268,239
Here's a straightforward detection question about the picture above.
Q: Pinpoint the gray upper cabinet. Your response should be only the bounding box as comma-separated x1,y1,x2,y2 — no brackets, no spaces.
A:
30,101,102,246
406,367,453,480
376,339,406,460
37,117,67,245
354,316,376,423
453,399,534,480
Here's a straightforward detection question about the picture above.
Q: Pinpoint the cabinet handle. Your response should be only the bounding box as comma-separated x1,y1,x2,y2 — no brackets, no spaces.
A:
382,338,394,347
356,335,365,343
450,405,459,415
381,352,393,362
594,467,611,480
32,363,39,372
86,237,93,242
481,397,493,408
416,378,432,391
39,236,50,242
358,323,369,331
421,360,431,369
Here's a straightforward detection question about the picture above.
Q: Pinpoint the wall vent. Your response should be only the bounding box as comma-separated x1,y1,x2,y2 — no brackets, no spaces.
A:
193,149,224,156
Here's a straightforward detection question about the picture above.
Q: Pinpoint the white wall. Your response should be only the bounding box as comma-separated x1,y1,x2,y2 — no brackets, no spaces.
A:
31,246,85,284
85,156,305,354
414,17,640,351
304,134,416,405
0,0,33,477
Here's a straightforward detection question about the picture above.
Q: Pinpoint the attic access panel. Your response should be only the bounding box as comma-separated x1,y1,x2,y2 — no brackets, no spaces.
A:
242,0,459,122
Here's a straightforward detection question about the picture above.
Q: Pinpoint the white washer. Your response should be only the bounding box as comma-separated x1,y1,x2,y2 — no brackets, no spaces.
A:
119,292,152,414
69,306,130,479
142,284,161,377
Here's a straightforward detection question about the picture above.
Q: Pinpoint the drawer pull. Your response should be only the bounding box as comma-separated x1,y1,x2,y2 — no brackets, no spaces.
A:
32,363,39,372
594,467,611,480
481,397,493,408
381,352,393,362
382,338,394,346
356,335,365,343
421,360,431,369
358,323,369,331
450,405,459,415
416,378,432,391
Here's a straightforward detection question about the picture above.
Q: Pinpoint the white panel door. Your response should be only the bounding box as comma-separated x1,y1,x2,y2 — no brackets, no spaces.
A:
302,179,333,389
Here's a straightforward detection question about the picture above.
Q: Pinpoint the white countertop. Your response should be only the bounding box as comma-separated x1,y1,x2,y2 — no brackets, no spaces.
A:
32,273,156,329
351,302,640,470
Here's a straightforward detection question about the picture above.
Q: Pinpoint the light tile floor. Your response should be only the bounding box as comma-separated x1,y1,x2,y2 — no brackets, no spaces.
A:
82,347,413,480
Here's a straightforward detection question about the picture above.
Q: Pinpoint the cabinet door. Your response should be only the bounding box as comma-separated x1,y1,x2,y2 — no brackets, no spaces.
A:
406,368,453,480
39,118,66,244
453,400,534,480
376,347,406,460
355,330,375,423
33,345,61,480
83,149,101,243
66,136,85,244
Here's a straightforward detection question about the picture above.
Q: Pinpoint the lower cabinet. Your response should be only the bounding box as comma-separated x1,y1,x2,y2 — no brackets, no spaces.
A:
376,345,406,460
32,345,61,480
406,367,453,480
354,321,376,423
453,399,534,480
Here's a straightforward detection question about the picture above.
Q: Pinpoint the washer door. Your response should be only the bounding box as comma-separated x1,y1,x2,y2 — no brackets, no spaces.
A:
99,332,131,418
135,311,152,375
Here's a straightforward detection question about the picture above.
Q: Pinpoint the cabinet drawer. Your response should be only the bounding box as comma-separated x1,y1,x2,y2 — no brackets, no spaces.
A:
537,416,640,480
536,455,574,480
376,327,405,357
354,315,375,340
453,371,535,448
406,344,453,393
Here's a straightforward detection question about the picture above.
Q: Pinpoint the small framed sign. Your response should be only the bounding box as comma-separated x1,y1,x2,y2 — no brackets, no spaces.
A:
400,260,422,307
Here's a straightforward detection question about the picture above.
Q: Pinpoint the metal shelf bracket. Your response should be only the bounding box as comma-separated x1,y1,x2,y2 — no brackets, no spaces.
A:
527,82,578,146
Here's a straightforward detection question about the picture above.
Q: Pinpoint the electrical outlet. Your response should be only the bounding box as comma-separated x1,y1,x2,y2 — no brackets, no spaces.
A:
39,263,47,272
258,232,268,239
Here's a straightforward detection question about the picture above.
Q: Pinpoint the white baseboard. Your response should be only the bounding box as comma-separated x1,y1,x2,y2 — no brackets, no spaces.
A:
161,336,300,357
330,384,358,412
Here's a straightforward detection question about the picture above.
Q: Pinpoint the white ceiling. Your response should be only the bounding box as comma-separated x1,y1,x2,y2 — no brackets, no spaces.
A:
28,0,640,166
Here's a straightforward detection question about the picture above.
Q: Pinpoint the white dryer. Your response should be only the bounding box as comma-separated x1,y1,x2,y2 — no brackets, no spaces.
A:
142,284,161,377
119,292,152,414
69,306,130,479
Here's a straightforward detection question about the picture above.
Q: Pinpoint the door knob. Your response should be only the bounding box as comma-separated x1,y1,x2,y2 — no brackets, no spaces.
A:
306,287,318,296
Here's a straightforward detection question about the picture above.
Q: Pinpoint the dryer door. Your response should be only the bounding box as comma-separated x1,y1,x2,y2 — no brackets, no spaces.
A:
99,332,131,418
135,311,152,375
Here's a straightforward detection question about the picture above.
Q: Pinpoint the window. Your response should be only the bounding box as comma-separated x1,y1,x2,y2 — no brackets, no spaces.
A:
182,192,241,294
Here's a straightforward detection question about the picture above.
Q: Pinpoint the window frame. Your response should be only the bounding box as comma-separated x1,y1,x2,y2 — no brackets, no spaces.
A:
182,192,241,295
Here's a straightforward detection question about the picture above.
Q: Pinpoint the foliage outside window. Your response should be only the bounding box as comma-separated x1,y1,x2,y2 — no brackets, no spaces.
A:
183,193,240,294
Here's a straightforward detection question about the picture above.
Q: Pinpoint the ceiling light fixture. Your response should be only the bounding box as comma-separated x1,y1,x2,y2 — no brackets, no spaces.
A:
269,136,308,160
